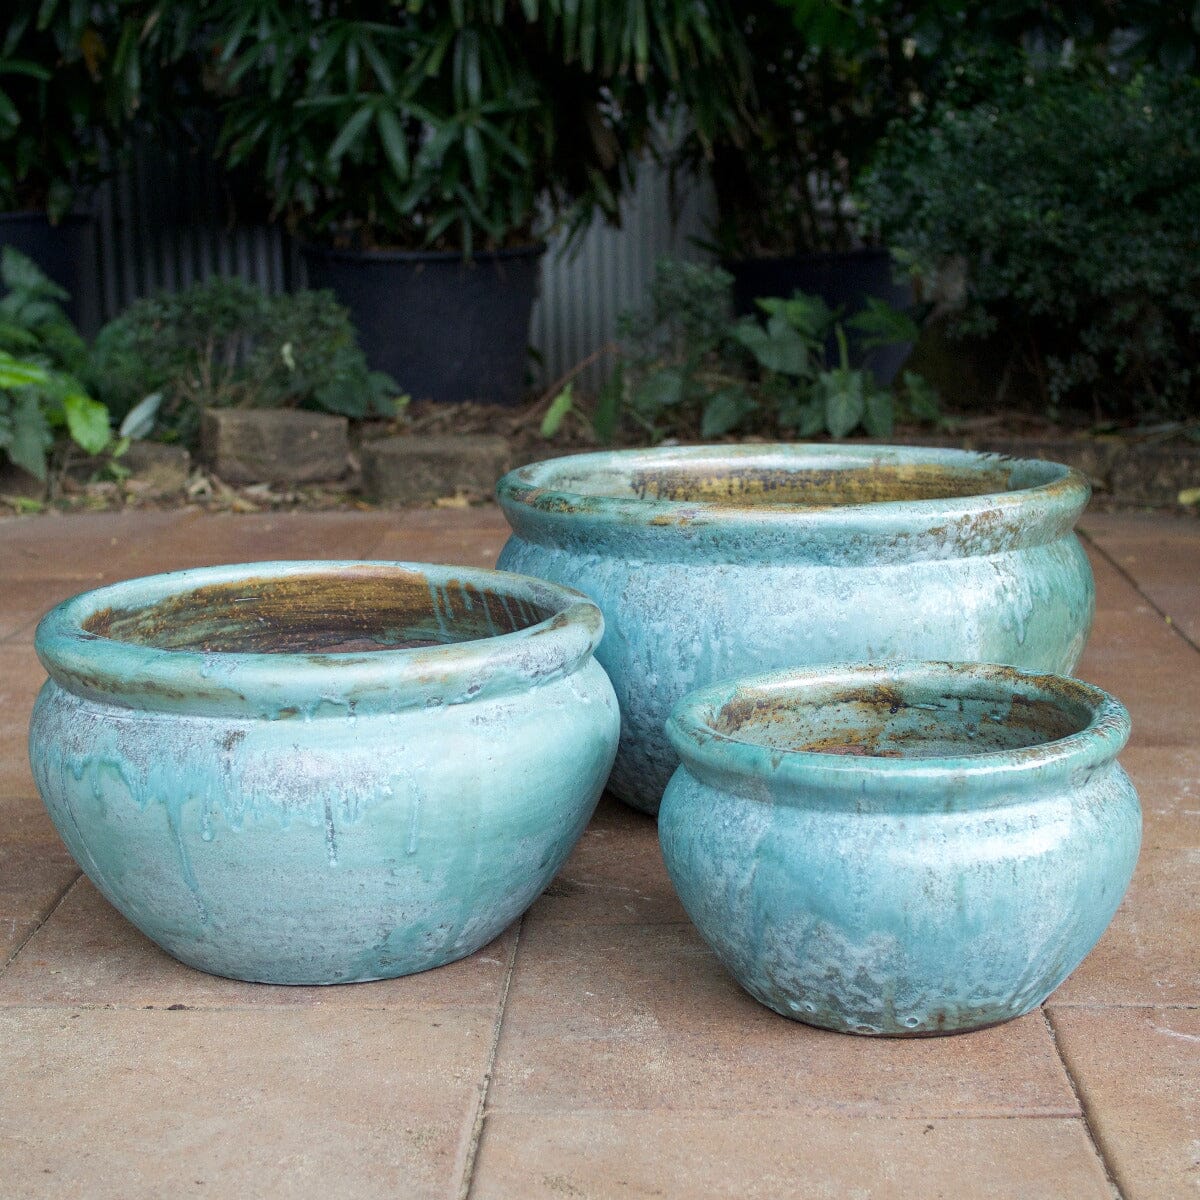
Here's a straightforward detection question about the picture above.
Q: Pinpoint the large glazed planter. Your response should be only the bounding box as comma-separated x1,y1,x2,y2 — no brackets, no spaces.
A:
495,444,1095,814
659,662,1140,1035
28,562,618,984
301,241,544,405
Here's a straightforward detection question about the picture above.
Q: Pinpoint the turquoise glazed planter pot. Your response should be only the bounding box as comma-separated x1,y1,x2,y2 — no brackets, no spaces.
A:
496,444,1094,814
659,662,1140,1035
28,561,619,984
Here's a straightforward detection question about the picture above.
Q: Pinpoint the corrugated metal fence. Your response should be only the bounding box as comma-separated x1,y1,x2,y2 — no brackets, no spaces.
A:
88,145,713,390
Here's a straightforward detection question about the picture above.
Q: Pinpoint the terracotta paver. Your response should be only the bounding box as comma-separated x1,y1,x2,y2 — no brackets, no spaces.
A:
1119,743,1200,851
1044,741,1200,1009
489,921,1079,1118
1051,845,1200,1008
2,510,193,580
1,918,42,969
1,504,1196,1197
1076,604,1200,746
471,1114,1114,1199
0,1006,493,1200
1051,1006,1200,1200
1082,512,1200,644
0,644,46,796
0,841,78,929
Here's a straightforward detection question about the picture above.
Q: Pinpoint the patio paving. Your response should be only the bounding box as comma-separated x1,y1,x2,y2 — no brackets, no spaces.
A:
0,504,1196,1198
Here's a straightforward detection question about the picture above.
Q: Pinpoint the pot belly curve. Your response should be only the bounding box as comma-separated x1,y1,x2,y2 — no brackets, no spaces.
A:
658,763,1140,1034
29,661,618,984
497,534,1094,813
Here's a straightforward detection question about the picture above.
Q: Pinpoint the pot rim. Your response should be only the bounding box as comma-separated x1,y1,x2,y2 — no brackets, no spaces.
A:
496,444,1090,562
35,560,603,718
720,246,894,269
299,240,547,265
666,661,1130,804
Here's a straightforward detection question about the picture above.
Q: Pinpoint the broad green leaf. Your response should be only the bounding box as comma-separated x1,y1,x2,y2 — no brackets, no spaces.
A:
732,317,810,377
633,367,684,414
700,387,756,437
314,377,369,418
8,390,50,479
0,351,49,388
540,385,573,438
846,296,920,350
0,321,38,352
1,248,67,300
63,390,111,454
863,390,895,438
777,391,804,429
902,370,941,422
757,293,835,340
822,369,866,438
366,380,402,419
796,398,827,437
117,391,163,440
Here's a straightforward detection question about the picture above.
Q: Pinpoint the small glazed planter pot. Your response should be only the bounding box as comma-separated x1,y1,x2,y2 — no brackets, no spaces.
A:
496,444,1095,814
659,662,1140,1035
29,561,619,985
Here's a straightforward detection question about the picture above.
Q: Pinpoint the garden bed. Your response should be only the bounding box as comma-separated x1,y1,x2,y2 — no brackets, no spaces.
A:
3,399,1196,519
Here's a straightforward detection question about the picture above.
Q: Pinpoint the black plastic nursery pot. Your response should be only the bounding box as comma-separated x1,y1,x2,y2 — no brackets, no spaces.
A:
724,246,914,386
0,211,95,332
302,241,545,406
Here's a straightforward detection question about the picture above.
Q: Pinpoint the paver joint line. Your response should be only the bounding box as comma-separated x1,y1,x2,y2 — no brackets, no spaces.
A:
1042,1009,1126,1200
1078,526,1200,659
0,870,80,976
457,915,522,1200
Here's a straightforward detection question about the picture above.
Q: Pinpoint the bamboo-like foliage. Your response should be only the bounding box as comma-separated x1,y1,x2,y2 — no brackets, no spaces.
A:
0,0,208,218
208,0,753,255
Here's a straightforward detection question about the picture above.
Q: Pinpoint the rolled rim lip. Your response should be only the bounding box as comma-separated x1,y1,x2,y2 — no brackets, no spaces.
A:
666,661,1130,800
35,560,604,716
497,443,1090,537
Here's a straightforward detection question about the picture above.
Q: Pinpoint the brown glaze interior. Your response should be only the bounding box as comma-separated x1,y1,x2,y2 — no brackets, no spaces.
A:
609,462,1018,507
82,567,555,654
710,678,1089,760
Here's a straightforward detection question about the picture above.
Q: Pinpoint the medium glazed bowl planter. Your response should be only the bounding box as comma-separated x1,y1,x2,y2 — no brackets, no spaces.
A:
496,444,1095,814
28,562,619,984
659,662,1140,1035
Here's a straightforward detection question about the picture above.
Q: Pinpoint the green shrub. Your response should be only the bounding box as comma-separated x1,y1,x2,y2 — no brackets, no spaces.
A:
549,259,934,443
91,278,401,445
0,250,109,479
861,67,1200,419
697,1,1199,258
